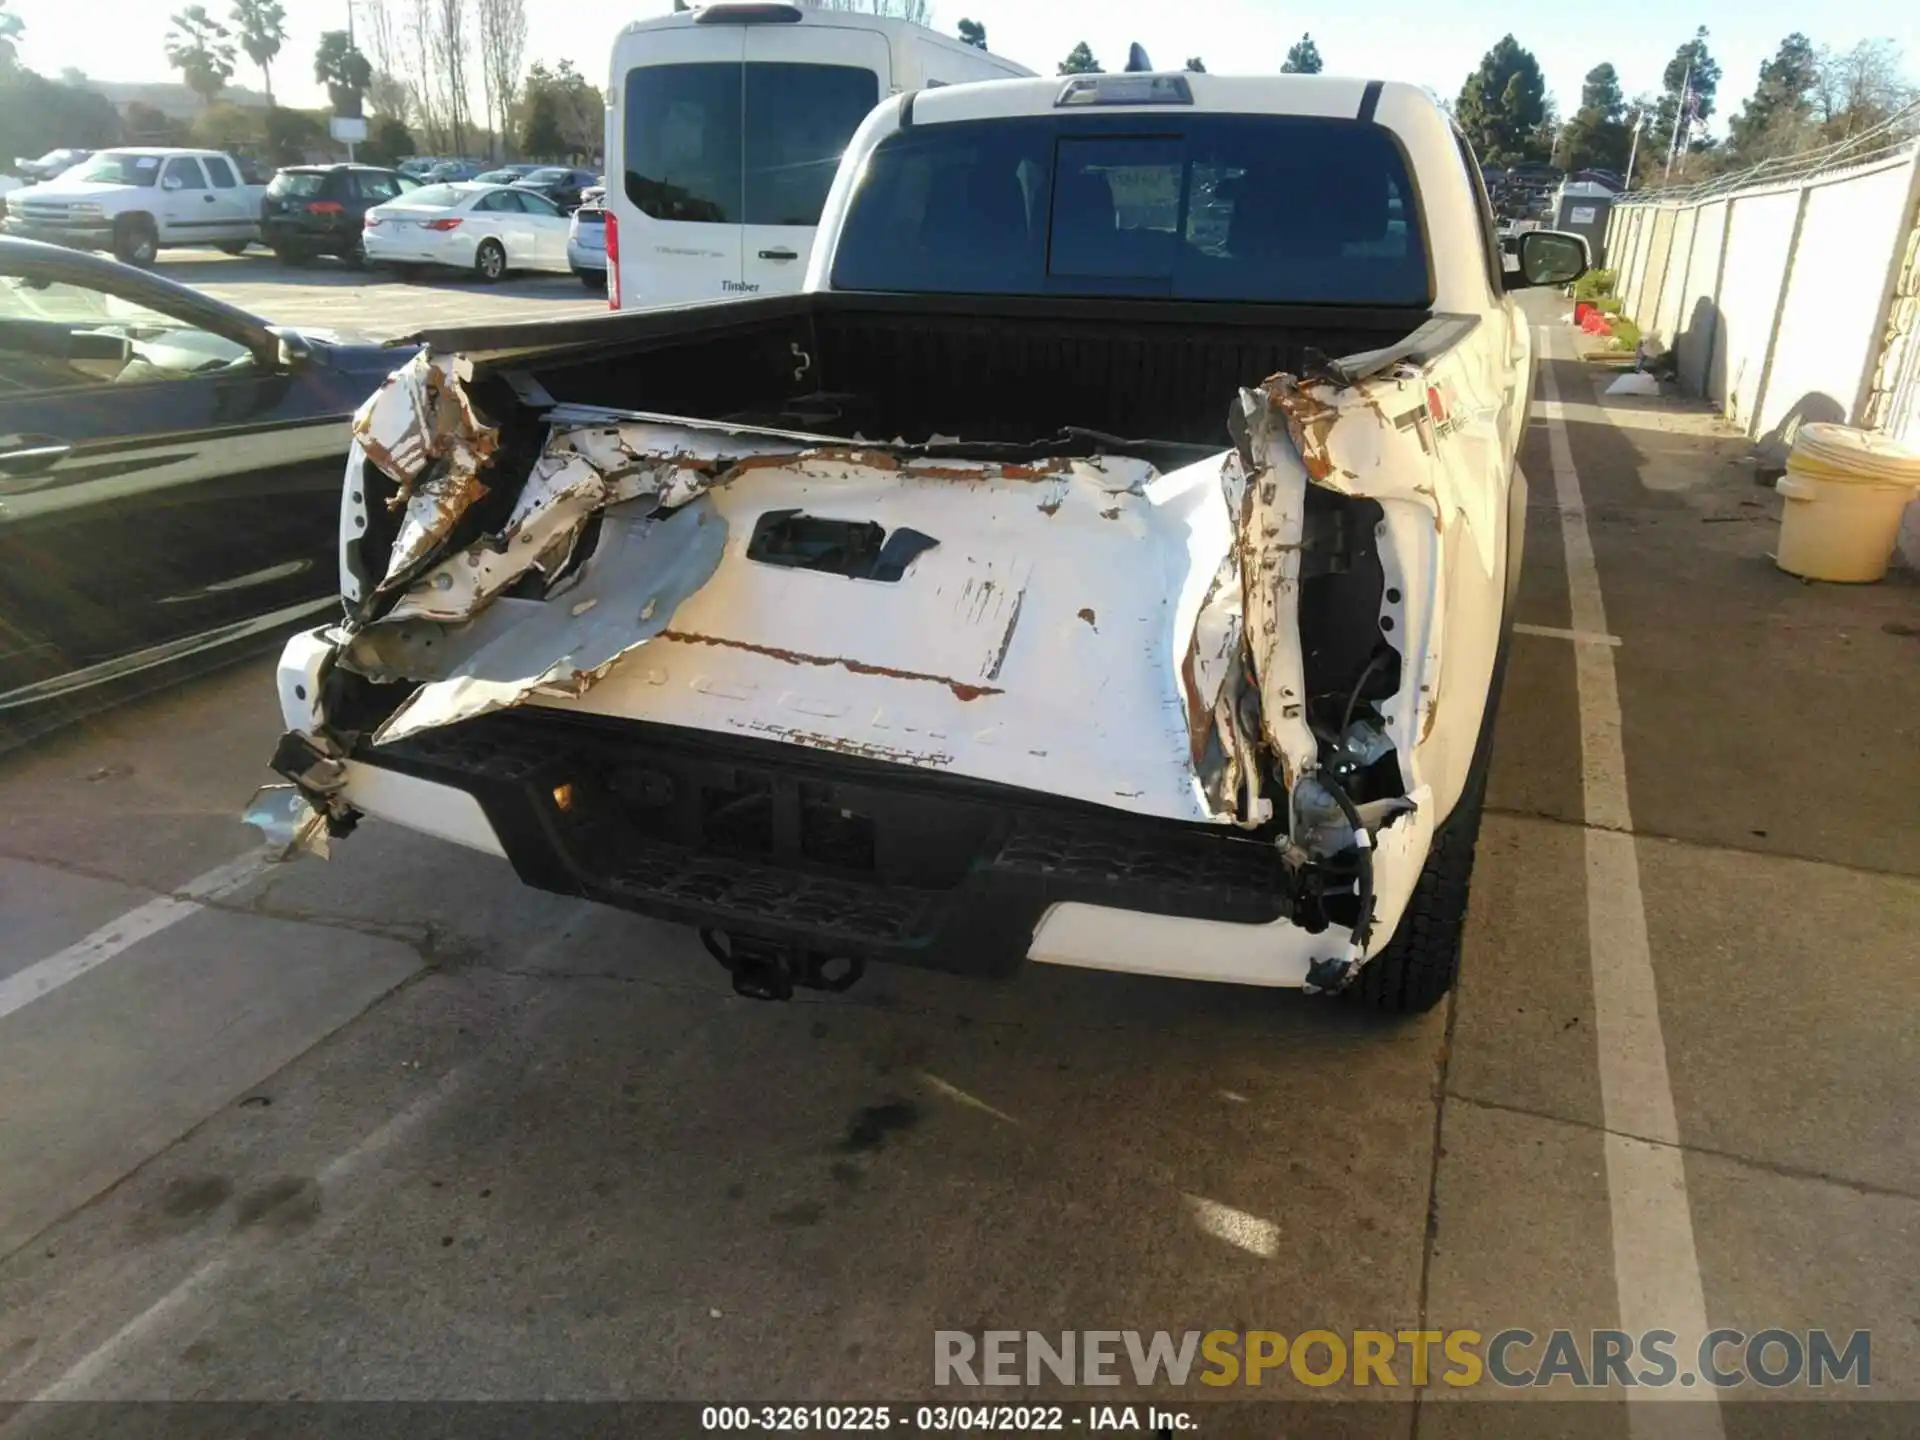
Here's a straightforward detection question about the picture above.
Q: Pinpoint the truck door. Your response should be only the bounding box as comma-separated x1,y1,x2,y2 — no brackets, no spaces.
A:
158,156,220,243
738,25,888,297
201,155,255,238
614,25,747,307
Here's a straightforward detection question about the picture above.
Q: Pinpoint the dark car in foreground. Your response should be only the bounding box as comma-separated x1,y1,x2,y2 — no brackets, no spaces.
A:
511,167,598,213
0,238,408,745
262,164,419,266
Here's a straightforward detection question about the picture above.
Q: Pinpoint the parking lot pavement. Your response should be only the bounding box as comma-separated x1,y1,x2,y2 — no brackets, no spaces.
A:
152,247,606,340
0,306,1916,1430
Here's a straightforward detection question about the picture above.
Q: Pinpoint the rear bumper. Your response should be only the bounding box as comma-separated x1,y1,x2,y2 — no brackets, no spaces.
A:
263,215,356,250
265,634,1390,989
333,708,1307,979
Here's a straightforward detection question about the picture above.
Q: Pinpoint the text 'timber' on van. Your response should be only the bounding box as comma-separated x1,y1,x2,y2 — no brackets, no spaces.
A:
604,0,1030,309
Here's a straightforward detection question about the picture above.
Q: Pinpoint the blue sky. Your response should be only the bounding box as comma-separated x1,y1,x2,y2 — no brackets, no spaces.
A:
16,0,1919,129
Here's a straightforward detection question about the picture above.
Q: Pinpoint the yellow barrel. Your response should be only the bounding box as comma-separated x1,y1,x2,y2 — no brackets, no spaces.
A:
1774,423,1920,583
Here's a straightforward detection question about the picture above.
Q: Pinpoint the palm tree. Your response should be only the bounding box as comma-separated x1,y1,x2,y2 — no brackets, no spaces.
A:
230,0,286,105
313,30,372,117
165,6,236,108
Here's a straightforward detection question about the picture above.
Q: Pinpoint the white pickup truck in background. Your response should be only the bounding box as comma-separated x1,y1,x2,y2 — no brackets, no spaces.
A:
255,70,1588,1013
2,147,268,266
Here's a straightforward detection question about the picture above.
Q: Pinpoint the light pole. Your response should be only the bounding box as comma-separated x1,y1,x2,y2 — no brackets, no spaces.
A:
1624,107,1646,191
341,0,358,161
1663,57,1692,184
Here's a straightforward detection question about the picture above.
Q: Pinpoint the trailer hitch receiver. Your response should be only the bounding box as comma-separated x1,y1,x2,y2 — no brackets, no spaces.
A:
700,930,865,1001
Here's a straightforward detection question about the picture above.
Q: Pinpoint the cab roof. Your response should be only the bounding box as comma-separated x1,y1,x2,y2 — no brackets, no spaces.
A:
899,72,1411,127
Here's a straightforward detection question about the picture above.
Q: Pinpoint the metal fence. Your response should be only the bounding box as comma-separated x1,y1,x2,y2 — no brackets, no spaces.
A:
1606,105,1920,562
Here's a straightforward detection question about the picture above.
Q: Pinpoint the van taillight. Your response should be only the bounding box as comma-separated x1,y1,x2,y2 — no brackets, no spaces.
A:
605,209,620,309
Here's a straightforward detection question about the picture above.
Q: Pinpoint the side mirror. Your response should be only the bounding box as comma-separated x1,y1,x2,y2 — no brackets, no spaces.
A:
1504,229,1589,290
275,330,314,371
161,174,183,192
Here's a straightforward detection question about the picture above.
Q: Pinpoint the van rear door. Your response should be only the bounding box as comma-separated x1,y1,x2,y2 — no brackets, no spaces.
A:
738,25,888,296
617,24,747,306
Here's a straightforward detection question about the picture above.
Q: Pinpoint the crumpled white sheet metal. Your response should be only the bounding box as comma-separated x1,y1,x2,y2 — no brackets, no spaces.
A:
372,496,729,745
351,349,502,590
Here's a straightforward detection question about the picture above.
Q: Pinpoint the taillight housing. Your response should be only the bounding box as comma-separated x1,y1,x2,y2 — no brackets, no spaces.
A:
306,200,345,215
604,209,620,310
424,217,463,232
364,213,383,228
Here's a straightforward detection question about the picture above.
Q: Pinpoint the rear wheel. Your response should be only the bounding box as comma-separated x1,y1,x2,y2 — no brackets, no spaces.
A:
217,240,249,256
273,245,310,267
112,215,159,268
1344,772,1486,1014
1346,623,1514,1015
576,268,605,292
342,234,367,269
473,239,507,283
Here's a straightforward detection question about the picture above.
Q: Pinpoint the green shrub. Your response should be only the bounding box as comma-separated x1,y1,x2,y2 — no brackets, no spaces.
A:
1571,268,1617,302
1595,295,1623,315
1606,317,1640,351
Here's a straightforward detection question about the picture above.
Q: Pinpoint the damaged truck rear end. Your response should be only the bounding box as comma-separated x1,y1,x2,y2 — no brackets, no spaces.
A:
251,73,1586,1010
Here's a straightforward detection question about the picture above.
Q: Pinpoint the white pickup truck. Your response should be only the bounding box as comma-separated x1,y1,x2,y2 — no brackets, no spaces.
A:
253,71,1586,1012
2,147,268,266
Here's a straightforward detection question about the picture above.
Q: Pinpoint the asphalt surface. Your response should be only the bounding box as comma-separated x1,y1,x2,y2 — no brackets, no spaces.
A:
0,284,1916,1435
152,246,607,339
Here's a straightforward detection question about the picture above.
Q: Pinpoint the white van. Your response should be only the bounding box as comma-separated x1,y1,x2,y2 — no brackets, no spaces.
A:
604,1,1029,309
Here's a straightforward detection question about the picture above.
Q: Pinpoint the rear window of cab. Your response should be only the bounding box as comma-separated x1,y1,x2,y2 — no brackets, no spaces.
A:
829,112,1432,306
267,171,331,198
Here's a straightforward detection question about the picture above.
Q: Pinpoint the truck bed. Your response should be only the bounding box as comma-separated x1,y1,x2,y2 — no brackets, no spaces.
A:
414,292,1431,447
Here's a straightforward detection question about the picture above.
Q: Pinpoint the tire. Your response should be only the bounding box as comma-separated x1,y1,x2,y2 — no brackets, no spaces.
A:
474,238,507,283
342,234,367,270
112,215,159,268
576,268,606,292
273,245,309,267
217,240,249,256
1343,769,1487,1014
1345,619,1515,1015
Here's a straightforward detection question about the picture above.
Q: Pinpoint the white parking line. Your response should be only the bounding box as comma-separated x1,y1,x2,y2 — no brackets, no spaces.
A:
24,1065,469,1403
0,850,271,1024
1512,622,1623,647
1537,329,1722,1435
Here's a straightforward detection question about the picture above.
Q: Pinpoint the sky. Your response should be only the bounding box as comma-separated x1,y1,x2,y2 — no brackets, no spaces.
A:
13,0,1920,132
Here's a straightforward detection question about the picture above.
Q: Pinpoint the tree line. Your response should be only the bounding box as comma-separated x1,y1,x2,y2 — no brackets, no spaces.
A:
1455,28,1915,183
150,0,588,167
1052,33,1324,77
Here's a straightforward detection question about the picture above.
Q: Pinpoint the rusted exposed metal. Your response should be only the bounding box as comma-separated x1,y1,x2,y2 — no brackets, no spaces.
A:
660,629,1005,703
353,350,503,587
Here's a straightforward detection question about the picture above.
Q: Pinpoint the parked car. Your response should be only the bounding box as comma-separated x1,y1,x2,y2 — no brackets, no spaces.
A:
253,71,1589,1013
510,166,598,213
566,188,606,290
425,160,486,184
362,182,573,280
11,148,92,183
474,164,542,185
262,164,419,267
397,157,440,180
2,148,268,266
0,238,408,746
